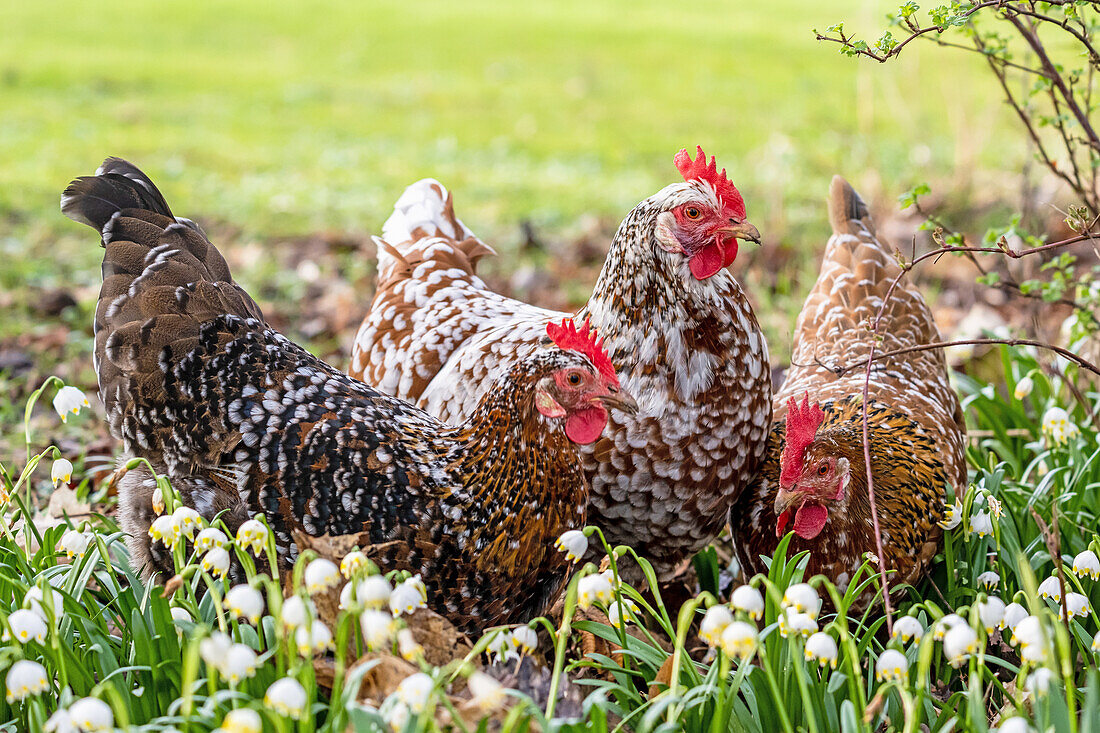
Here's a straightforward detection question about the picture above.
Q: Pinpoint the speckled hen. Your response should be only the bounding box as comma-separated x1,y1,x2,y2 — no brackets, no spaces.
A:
61,158,636,634
349,147,772,579
730,176,967,604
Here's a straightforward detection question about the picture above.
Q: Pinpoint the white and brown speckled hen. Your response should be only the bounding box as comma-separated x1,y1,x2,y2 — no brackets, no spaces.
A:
730,176,966,601
349,147,772,579
62,158,637,634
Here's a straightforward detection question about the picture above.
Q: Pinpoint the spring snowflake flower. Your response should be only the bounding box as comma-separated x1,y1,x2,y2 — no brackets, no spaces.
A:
577,572,613,610
340,550,369,578
1025,668,1056,696
554,530,588,563
395,672,434,713
51,459,73,488
932,613,965,641
1092,630,1100,652
1013,376,1034,400
68,697,113,731
214,708,262,733
360,609,395,650
782,583,821,619
403,574,427,602
969,510,993,537
151,487,165,515
53,386,89,423
235,519,269,556
397,628,424,661
5,660,49,703
1042,406,1080,446
169,606,191,637
390,580,427,616
608,600,636,628
1061,592,1092,620
172,506,203,540
875,649,909,682
977,597,1006,633
943,624,979,667
386,703,411,733
1010,616,1051,664
149,514,181,550
265,677,307,719
986,495,1004,520
5,609,48,644
700,606,734,646
1037,576,1063,602
719,621,758,660
976,571,999,590
1003,602,1028,631
731,584,765,620
995,718,1036,733
486,630,517,664
1072,549,1100,581
60,529,90,559
280,595,315,630
939,499,963,530
224,585,264,625
221,643,259,684
805,632,838,668
778,609,817,639
511,626,537,656
201,547,231,580
891,616,924,645
357,575,393,609
194,527,228,553
466,671,506,713
303,558,340,594
43,708,75,733
25,586,63,619
199,632,233,668
295,619,334,656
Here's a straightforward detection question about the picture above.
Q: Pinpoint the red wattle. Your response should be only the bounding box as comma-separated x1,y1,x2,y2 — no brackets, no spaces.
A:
721,237,739,267
688,240,724,279
565,405,608,444
793,503,828,540
775,509,793,537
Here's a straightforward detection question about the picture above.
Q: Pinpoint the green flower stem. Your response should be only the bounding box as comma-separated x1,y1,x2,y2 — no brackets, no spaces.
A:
546,568,587,719
759,649,795,733
791,640,821,733
664,594,704,724
23,376,62,461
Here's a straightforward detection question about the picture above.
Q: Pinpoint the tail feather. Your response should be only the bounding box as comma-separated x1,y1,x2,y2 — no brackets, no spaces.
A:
827,175,874,239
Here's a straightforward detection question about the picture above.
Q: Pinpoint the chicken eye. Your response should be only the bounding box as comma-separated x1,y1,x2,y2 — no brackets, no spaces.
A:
817,464,828,476
684,206,702,220
567,372,582,386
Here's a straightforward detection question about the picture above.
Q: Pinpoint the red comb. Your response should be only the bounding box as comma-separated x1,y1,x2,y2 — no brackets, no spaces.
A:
779,394,825,486
546,318,618,384
674,146,746,221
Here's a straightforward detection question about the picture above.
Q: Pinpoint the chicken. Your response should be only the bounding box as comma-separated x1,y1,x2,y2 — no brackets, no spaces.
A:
730,176,967,600
61,158,637,634
350,147,772,580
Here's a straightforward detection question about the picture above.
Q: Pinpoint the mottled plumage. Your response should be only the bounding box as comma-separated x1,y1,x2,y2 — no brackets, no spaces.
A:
350,150,772,579
63,158,632,634
731,176,966,602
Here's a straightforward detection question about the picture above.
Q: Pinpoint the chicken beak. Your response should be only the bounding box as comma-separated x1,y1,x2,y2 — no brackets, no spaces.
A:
718,221,762,245
595,387,639,415
774,487,802,518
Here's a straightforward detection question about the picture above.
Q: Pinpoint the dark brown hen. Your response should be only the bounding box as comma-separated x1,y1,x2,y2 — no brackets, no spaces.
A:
62,159,636,634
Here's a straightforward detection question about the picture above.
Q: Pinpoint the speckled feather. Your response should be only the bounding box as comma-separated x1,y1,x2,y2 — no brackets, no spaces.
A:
350,175,772,579
63,160,596,634
730,176,966,603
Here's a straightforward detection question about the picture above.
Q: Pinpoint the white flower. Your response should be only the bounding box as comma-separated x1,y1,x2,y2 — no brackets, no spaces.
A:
25,586,64,619
805,632,838,668
53,386,89,423
466,671,506,713
577,572,613,610
1003,602,1029,631
891,616,925,645
149,513,181,550
340,550,368,578
986,495,1004,520
5,660,49,702
201,547,231,580
1072,550,1100,581
68,697,113,731
487,630,517,664
295,619,334,656
1013,376,1034,400
1025,668,1056,696
280,595,315,630
943,624,980,667
403,574,427,602
360,609,395,650
933,614,965,641
265,677,307,719
172,506,203,539
781,583,821,619
60,529,91,560
778,609,817,639
5,609,48,644
996,718,1036,733
395,672,434,713
1061,592,1092,619
51,459,73,488
731,585,765,620
1038,576,1063,602
969,510,993,537
875,649,909,682
43,708,76,733
236,519,269,556
214,708,262,733
1091,630,1100,652
397,628,424,661
977,597,1006,633
151,487,165,515
224,585,264,625
1010,616,1050,664
199,632,233,668
699,605,734,646
303,558,340,594
719,621,758,660
195,527,228,553
390,580,427,616
511,626,537,656
1042,406,1080,445
170,607,191,637
221,643,259,684
357,575,393,609
976,571,999,591
554,530,588,563
939,499,963,530
608,600,636,628
386,703,411,733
